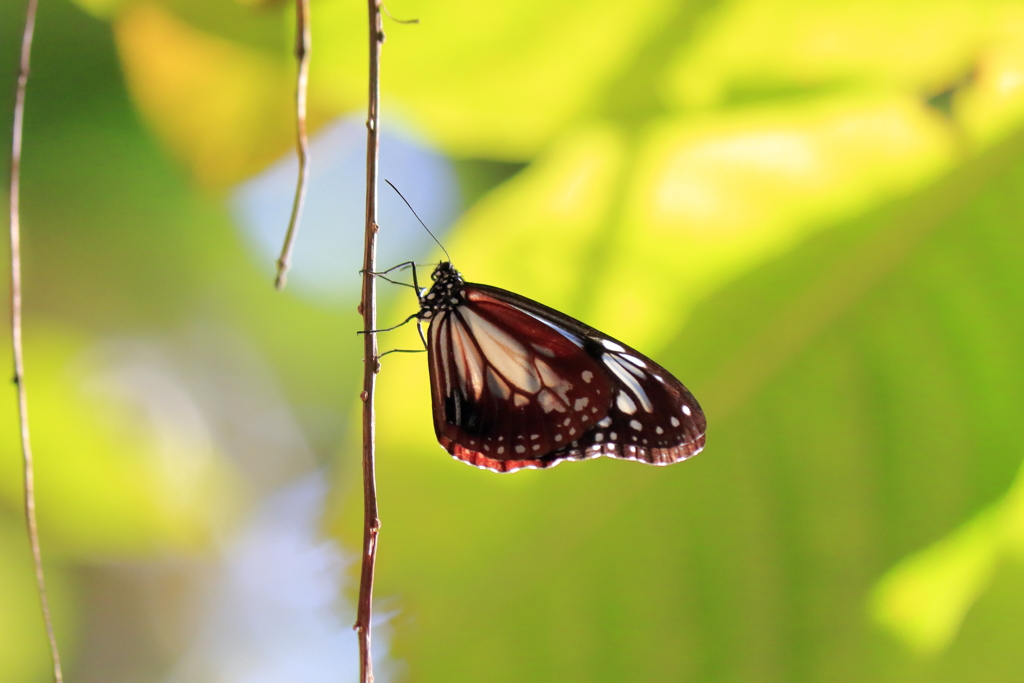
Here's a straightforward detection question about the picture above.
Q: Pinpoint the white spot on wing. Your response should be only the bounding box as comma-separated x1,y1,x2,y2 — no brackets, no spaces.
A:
514,394,529,407
670,416,680,427
682,405,692,416
515,445,526,454
574,397,589,411
629,419,642,431
581,370,593,383
616,391,637,415
538,390,560,413
597,417,612,428
601,339,626,352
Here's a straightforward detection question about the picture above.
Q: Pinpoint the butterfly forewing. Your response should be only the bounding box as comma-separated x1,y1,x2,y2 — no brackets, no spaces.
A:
420,264,706,473
427,291,614,472
558,339,706,465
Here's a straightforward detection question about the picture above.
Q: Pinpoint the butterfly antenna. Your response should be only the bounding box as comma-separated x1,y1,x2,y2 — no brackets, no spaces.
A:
384,179,451,262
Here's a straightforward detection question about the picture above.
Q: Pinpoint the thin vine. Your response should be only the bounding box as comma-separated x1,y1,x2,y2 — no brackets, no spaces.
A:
355,1,385,682
9,1,64,681
274,0,312,290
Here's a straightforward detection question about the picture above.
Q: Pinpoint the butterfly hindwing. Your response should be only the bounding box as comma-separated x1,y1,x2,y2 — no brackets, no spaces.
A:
426,291,614,472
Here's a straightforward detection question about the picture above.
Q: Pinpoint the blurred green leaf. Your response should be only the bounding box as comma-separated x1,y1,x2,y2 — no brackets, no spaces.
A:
600,92,955,348
100,0,685,185
338,122,1024,682
0,328,240,557
664,0,1004,109
872,458,1024,655
111,2,304,187
9,0,1024,681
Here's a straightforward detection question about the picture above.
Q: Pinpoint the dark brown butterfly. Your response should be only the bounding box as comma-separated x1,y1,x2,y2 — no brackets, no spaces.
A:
415,262,706,473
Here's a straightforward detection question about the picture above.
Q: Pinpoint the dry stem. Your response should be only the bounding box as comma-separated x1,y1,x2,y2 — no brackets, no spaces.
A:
274,0,312,290
9,1,64,681
355,1,384,682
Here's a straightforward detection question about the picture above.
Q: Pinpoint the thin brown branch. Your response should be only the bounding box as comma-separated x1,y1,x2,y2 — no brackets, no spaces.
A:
355,1,384,682
274,0,312,290
9,2,64,682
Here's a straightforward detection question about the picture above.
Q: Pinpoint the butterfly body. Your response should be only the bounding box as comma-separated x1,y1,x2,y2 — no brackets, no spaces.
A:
418,262,706,473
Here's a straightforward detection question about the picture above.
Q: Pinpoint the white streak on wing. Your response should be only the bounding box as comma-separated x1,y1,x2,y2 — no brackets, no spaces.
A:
486,366,511,400
435,314,451,395
450,314,484,399
603,355,654,413
621,354,647,369
536,358,573,403
535,358,561,388
460,307,541,393
601,339,626,352
519,310,584,347
616,391,637,415
531,343,556,358
619,359,646,379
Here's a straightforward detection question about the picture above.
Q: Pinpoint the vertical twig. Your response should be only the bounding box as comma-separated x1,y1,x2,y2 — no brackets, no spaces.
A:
355,1,384,682
274,0,312,290
9,2,64,683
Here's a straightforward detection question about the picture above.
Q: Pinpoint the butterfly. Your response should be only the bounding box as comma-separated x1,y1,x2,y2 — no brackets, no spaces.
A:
411,261,706,473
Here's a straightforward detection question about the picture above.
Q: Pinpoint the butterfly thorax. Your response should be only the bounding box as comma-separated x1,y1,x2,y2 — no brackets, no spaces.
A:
419,262,466,320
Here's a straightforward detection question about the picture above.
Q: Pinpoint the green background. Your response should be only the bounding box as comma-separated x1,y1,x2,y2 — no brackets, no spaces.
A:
3,0,1024,681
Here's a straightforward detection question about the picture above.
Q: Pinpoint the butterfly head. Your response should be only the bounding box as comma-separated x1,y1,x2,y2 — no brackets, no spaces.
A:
430,261,459,281
419,262,466,319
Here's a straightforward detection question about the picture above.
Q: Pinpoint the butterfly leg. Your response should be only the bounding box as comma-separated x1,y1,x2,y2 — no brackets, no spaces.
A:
416,319,427,350
361,261,419,291
363,261,427,300
357,311,419,335
378,347,427,359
